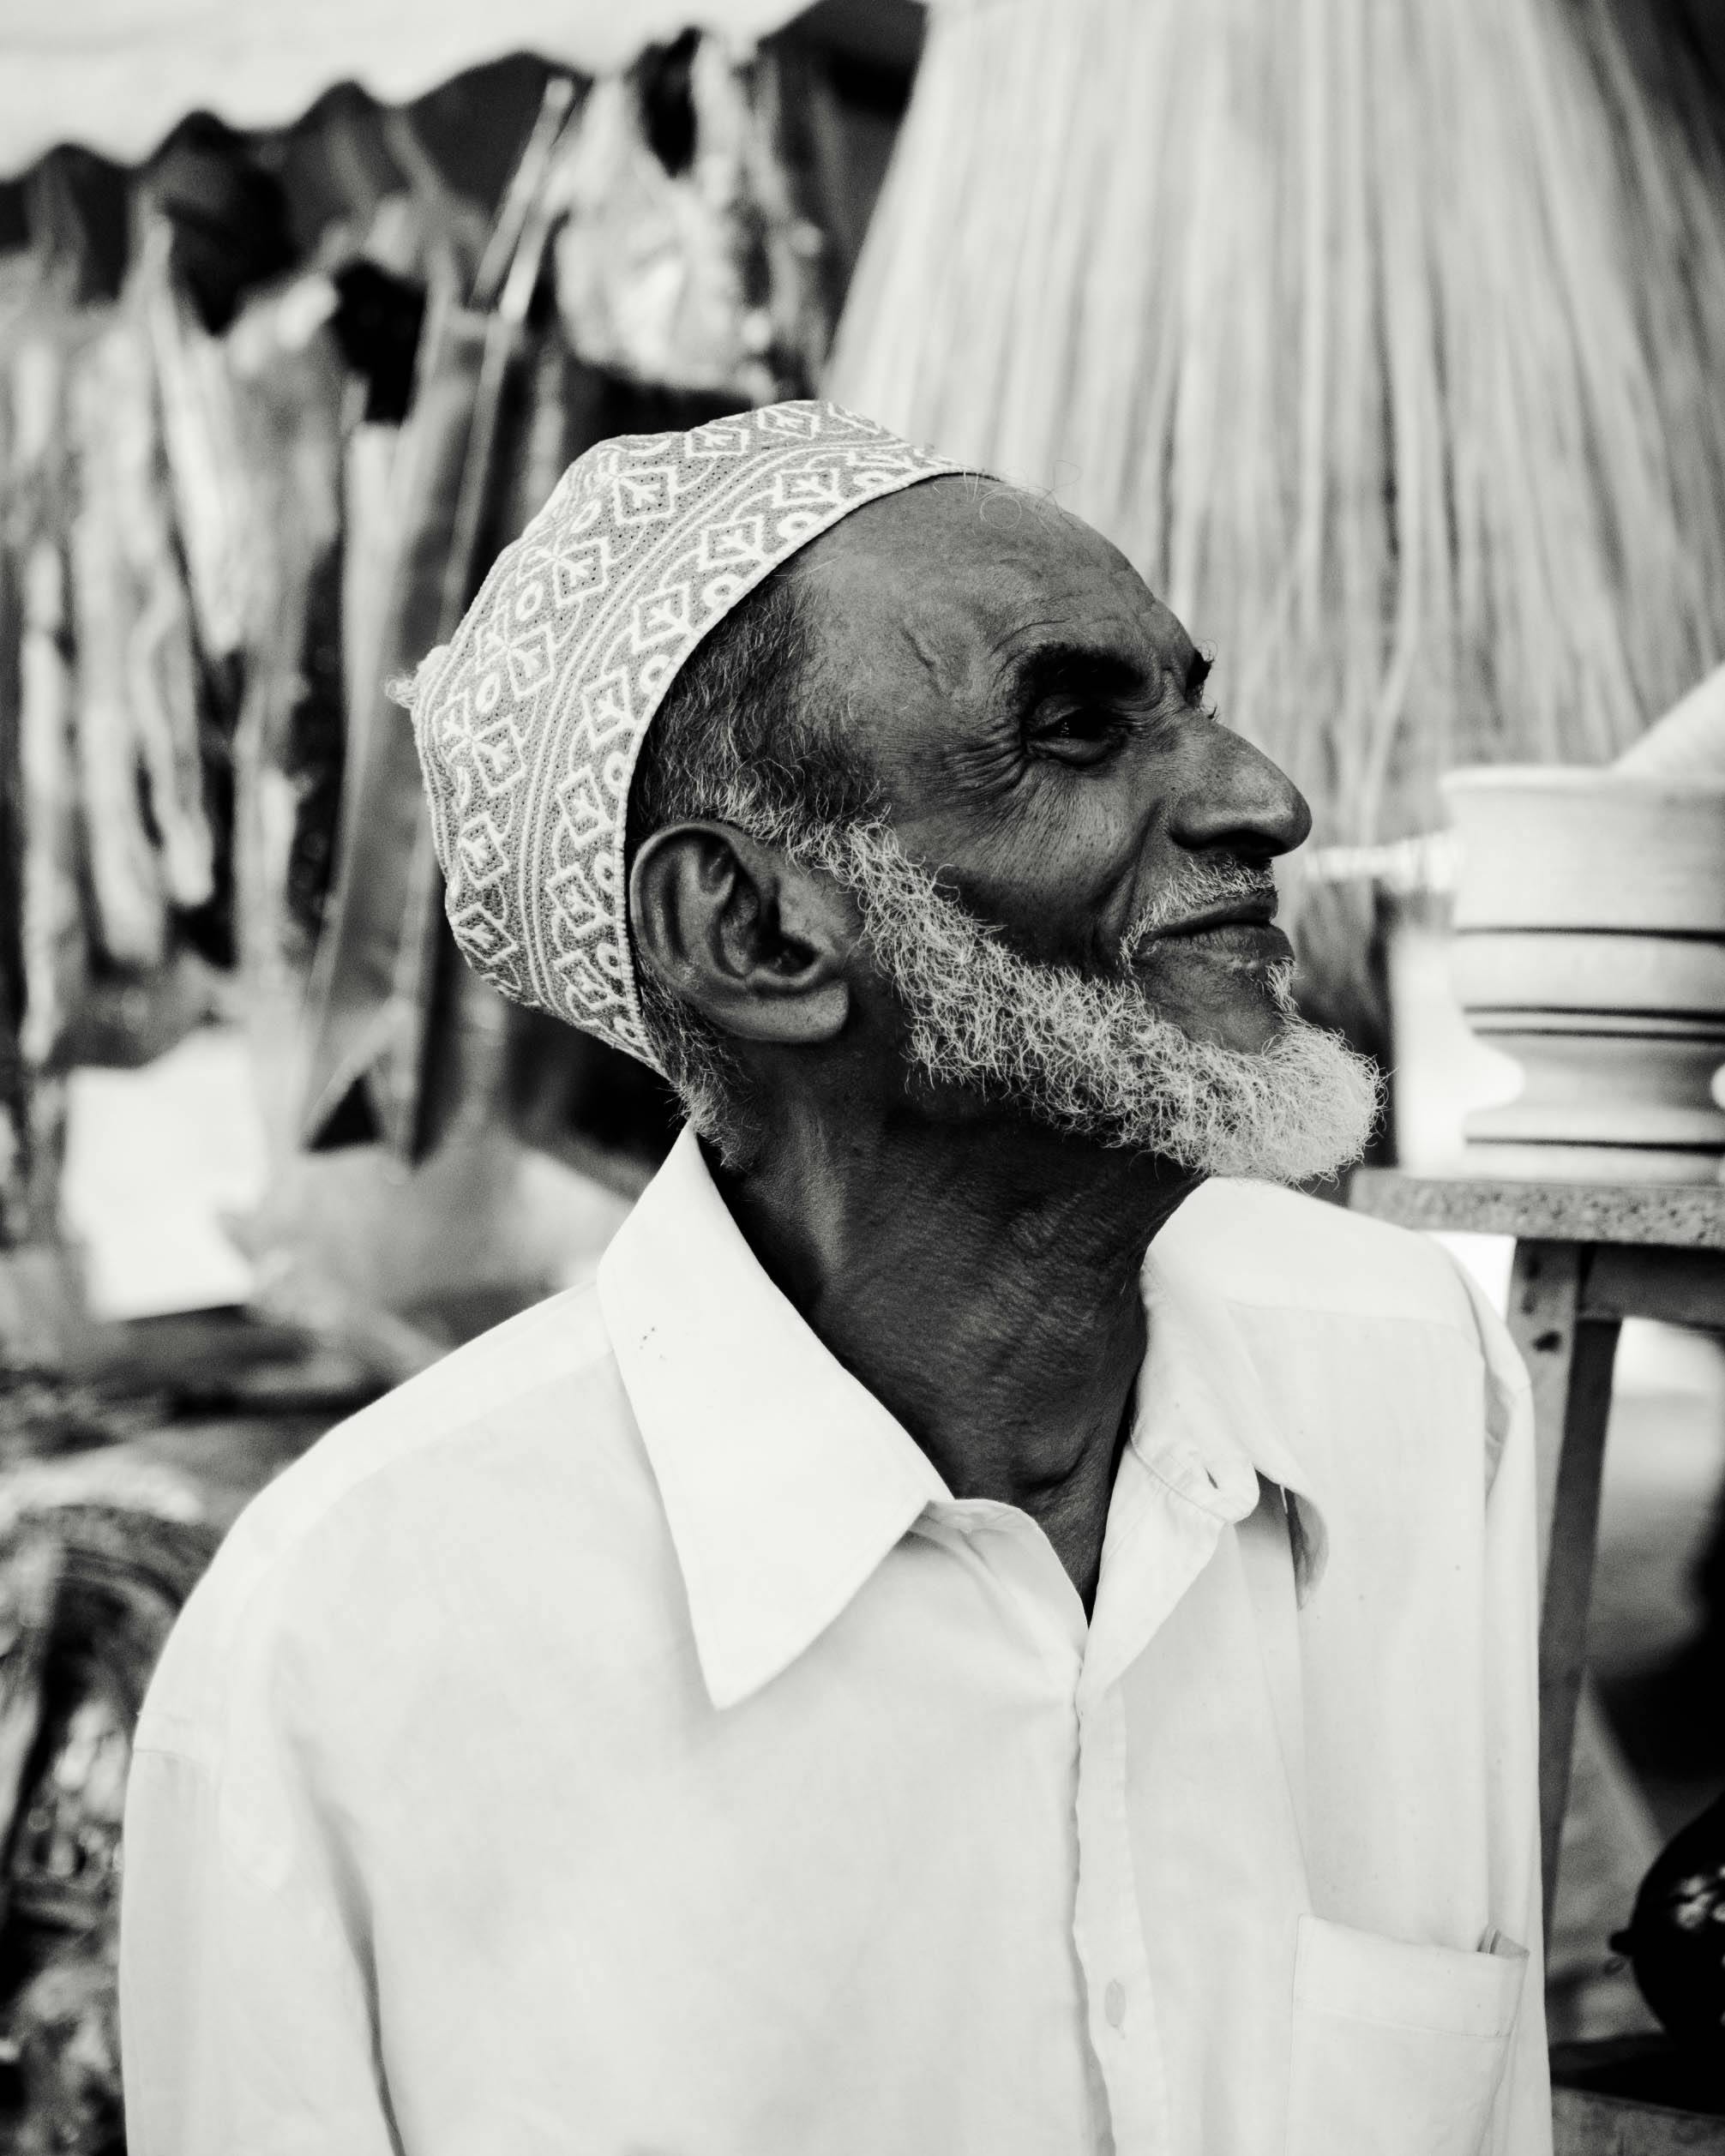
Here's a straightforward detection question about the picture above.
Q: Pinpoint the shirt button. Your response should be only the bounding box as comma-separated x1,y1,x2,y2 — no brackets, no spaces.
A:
1104,1980,1127,2029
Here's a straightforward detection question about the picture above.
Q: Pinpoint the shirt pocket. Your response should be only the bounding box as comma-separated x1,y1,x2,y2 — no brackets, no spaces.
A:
1285,1914,1529,2156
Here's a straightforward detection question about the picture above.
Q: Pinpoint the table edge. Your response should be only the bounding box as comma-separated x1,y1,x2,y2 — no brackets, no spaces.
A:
1347,1168,1725,1250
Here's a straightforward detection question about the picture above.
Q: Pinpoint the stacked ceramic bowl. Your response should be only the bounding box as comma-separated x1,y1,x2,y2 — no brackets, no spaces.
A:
1443,768,1725,1182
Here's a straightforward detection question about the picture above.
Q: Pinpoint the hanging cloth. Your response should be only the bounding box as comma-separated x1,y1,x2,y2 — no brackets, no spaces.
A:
298,81,581,1156
301,42,832,1164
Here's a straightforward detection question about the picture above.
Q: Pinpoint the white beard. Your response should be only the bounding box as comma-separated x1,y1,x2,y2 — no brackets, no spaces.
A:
818,822,1382,1185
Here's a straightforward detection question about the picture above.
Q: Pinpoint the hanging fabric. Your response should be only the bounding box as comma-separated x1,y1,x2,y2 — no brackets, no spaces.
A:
3,282,87,1101
214,271,349,1155
297,78,584,1157
300,39,833,1165
0,261,85,1246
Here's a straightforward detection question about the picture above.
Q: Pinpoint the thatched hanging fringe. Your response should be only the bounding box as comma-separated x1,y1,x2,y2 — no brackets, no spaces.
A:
826,0,1725,850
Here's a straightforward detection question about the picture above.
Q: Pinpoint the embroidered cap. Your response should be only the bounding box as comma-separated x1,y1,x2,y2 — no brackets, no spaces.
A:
406,399,964,1072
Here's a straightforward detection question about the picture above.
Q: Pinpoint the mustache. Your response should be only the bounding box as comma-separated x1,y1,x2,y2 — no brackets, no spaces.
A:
1121,858,1279,958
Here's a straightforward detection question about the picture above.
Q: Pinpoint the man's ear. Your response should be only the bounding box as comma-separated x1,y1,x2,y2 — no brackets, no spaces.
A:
628,821,854,1046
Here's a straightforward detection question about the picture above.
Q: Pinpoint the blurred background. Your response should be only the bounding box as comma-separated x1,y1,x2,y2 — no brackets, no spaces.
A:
3,0,1725,2147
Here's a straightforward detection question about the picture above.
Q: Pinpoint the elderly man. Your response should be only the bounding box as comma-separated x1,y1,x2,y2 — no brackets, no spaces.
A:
120,403,1549,2156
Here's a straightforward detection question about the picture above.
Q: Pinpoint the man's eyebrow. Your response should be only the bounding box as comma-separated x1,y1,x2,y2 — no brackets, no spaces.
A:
1002,642,1151,711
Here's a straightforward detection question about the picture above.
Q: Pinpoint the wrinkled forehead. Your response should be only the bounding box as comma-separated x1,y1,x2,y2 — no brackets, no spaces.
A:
789,476,1190,701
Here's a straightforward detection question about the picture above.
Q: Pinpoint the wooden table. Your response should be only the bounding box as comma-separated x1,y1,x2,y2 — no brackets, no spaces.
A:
1349,1172,1725,2152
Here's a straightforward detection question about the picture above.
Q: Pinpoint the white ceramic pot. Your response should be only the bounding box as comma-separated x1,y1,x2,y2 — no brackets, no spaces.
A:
1442,766,1725,1182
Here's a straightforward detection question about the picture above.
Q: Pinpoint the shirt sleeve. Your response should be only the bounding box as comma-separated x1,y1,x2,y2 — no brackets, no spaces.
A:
120,1740,402,2156
1453,1264,1555,2156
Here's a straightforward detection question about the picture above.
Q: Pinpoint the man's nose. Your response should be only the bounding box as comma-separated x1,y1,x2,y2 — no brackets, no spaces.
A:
1165,723,1312,862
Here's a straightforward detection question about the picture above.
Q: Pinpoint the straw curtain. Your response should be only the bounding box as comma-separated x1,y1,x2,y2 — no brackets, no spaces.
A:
828,0,1725,850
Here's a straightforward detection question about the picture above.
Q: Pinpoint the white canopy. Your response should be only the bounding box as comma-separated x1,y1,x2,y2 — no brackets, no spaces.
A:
0,0,814,176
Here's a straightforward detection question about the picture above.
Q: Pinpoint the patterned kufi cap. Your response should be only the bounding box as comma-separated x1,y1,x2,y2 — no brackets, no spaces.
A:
406,399,964,1071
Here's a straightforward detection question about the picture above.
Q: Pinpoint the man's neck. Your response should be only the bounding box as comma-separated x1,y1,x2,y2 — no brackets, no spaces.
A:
716,1115,1199,1615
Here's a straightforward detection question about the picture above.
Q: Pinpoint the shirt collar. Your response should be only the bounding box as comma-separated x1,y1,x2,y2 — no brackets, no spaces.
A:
598,1128,947,1710
599,1136,1328,1709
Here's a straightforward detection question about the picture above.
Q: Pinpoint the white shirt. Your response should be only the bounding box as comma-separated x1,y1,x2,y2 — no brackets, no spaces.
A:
120,1128,1552,2156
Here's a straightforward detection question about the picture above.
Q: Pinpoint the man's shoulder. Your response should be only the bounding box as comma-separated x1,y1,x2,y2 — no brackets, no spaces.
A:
1164,1175,1484,1340
1164,1181,1530,1504
136,1281,658,1757
223,1277,630,1554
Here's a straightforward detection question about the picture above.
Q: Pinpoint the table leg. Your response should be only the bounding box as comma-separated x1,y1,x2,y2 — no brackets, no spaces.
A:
1506,1239,1622,1943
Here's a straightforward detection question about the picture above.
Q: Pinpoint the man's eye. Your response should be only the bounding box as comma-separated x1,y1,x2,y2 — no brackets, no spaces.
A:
1027,706,1129,764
